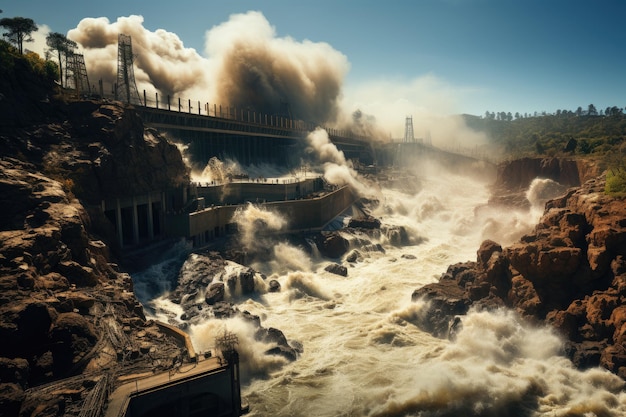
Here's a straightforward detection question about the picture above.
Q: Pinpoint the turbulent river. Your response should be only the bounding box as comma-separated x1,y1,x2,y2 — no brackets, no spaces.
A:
133,162,626,417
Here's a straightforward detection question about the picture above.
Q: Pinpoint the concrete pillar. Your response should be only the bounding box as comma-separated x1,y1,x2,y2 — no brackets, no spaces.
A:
132,196,139,245
147,193,154,239
115,198,124,248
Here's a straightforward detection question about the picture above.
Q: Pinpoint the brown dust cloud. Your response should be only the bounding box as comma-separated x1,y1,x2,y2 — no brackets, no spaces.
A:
62,11,488,148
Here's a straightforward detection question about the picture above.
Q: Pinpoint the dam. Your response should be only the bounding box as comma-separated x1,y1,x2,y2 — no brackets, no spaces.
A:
90,95,494,417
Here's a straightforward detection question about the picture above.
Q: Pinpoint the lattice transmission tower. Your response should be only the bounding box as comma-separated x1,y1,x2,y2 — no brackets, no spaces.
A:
65,52,91,96
403,116,415,143
116,34,142,105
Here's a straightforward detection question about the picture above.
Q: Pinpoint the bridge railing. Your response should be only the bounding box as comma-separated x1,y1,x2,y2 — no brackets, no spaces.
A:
114,90,370,142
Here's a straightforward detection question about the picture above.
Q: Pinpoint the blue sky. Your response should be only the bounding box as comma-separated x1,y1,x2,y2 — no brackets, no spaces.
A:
4,0,626,117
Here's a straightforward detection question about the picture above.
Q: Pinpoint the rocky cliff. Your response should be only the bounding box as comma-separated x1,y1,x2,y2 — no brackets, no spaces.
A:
412,161,626,378
0,58,191,415
488,156,602,207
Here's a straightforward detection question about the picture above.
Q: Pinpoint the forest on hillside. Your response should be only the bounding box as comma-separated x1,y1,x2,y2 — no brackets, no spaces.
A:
463,112,626,194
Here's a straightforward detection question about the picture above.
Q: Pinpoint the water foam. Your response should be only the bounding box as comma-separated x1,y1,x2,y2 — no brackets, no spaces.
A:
137,161,626,416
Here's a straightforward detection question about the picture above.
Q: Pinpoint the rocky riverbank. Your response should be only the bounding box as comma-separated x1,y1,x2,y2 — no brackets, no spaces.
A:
0,86,190,415
412,160,626,378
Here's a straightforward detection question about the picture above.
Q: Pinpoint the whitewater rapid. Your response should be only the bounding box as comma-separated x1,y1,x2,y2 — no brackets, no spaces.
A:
136,170,626,416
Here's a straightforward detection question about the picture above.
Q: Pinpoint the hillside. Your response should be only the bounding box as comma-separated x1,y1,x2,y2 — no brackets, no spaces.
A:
0,39,191,416
463,113,626,161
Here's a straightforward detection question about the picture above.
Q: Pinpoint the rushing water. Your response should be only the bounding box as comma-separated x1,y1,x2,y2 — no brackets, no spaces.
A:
134,166,626,417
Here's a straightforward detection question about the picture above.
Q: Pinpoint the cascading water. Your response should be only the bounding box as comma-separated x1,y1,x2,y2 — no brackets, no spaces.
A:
132,166,626,416
132,130,625,415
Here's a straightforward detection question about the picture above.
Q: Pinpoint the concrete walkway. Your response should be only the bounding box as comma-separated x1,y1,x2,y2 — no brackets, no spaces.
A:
104,355,226,417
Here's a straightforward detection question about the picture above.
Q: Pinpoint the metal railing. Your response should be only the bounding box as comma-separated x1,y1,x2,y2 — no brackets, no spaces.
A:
104,89,371,142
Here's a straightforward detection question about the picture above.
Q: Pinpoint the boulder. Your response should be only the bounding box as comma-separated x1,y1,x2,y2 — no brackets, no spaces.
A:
55,261,98,287
264,345,298,361
477,240,502,269
0,358,29,387
268,279,281,292
345,250,362,263
324,263,348,277
0,383,25,417
315,232,349,259
348,216,381,229
383,225,409,246
205,282,225,305
238,268,256,294
411,276,472,338
49,312,97,377
212,301,235,318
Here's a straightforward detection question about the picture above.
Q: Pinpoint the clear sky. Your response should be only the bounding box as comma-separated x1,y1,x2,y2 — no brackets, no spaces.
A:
4,0,626,118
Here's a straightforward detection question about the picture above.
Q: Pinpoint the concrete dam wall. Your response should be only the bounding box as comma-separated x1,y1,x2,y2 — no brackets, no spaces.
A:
185,186,357,247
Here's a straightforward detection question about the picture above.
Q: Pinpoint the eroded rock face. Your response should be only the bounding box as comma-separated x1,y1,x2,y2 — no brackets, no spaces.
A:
0,100,190,413
0,158,186,415
488,157,601,208
412,174,626,378
5,101,189,205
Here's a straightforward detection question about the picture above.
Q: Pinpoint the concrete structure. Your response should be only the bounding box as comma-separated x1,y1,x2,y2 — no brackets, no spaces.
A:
190,177,323,206
105,322,246,417
101,188,187,248
135,104,375,166
100,176,356,249
105,353,245,417
185,185,357,247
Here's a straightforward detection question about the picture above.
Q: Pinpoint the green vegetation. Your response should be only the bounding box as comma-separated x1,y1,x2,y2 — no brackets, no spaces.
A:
606,169,626,195
463,112,626,195
465,112,626,159
0,39,58,81
0,16,37,54
46,32,77,88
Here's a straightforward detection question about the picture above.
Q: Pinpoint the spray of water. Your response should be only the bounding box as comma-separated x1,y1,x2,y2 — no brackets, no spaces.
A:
190,316,290,381
306,128,375,198
231,203,288,253
62,11,491,148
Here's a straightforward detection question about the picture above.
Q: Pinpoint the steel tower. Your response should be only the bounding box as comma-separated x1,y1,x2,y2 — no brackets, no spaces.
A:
403,115,415,143
65,52,91,96
116,34,142,105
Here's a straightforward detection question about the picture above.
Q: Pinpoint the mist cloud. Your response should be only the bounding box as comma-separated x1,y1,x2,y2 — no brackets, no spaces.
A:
205,11,349,123
342,74,489,147
63,11,485,149
306,128,373,197
68,15,208,98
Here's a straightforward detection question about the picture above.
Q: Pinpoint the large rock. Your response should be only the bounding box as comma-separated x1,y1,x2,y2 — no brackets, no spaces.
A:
348,216,381,229
0,52,189,414
324,263,348,277
49,312,97,376
314,232,349,259
412,171,626,376
205,282,225,305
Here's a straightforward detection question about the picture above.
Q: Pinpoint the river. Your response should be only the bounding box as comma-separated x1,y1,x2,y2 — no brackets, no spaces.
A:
133,151,626,416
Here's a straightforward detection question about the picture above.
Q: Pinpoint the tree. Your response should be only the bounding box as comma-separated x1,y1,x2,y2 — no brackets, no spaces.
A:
0,17,37,54
588,103,597,116
46,32,77,88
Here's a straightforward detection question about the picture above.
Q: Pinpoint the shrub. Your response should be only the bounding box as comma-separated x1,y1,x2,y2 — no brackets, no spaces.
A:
605,169,626,195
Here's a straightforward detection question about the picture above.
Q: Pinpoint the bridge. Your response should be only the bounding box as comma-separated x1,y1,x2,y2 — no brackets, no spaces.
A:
133,92,376,167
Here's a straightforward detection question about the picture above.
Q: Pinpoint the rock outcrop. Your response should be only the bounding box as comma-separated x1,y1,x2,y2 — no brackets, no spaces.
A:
489,157,601,207
2,100,189,205
0,55,191,415
0,158,185,415
164,251,301,361
412,172,626,378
